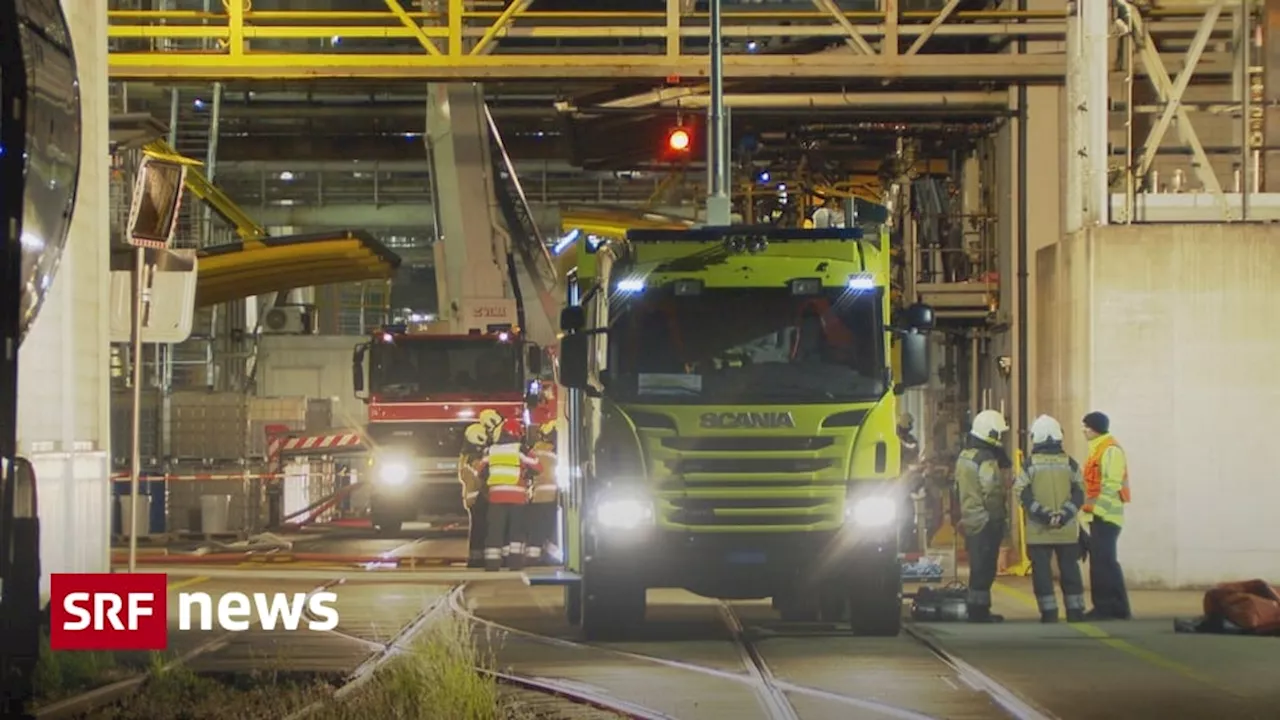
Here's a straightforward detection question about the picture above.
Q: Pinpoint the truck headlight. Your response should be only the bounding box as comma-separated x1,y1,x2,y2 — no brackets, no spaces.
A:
377,461,410,486
848,496,897,527
595,496,654,531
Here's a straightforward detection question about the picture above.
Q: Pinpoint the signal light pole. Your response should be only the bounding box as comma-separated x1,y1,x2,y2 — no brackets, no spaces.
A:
706,0,732,226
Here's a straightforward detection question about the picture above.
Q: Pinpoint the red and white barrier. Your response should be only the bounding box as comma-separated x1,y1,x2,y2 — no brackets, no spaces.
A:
266,431,364,462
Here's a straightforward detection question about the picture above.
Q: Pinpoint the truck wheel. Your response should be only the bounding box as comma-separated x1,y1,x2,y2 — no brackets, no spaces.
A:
580,571,645,641
848,556,903,637
564,584,582,626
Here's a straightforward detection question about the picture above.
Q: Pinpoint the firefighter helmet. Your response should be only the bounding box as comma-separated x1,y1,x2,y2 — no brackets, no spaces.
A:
1030,414,1064,444
538,421,557,442
897,412,914,431
479,409,503,432
464,423,488,447
970,409,1009,443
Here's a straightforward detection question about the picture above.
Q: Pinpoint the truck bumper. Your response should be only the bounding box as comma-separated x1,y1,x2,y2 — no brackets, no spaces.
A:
588,525,897,600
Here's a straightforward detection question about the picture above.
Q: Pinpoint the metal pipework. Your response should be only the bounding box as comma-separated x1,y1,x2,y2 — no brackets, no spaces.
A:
705,0,732,226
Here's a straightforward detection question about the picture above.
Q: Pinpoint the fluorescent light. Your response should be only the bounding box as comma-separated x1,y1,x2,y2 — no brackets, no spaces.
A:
616,278,645,292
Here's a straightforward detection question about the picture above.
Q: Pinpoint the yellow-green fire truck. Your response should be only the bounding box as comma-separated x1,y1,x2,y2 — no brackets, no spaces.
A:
544,225,935,639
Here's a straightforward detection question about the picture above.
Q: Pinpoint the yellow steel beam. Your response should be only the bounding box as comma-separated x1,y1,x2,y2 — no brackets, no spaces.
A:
142,139,267,242
109,53,1067,82
383,0,442,56
106,6,1233,82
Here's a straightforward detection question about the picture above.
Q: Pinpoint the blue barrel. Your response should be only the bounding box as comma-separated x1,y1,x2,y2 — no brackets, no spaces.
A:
112,474,167,534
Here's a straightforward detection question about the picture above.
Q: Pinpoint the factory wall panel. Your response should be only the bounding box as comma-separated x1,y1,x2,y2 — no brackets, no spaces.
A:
256,335,366,430
1037,224,1280,587
15,0,111,598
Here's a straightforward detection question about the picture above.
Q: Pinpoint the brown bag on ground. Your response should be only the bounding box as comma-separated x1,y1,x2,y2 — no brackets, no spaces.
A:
1203,580,1280,634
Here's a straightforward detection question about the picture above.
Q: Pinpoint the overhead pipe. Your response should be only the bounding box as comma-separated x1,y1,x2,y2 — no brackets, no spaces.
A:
667,91,1010,109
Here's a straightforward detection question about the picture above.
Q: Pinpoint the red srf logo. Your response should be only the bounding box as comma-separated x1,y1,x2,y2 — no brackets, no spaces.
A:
50,573,168,650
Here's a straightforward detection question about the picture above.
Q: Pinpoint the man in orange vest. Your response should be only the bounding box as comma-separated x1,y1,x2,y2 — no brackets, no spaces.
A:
1080,411,1132,620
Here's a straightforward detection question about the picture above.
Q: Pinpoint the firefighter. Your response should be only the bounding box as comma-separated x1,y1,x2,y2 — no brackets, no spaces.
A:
897,412,920,467
461,423,490,568
474,418,541,571
955,409,1012,623
1014,415,1086,623
525,421,558,566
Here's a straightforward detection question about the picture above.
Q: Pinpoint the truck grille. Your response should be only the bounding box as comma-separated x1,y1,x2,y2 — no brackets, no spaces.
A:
646,431,849,532
369,423,467,458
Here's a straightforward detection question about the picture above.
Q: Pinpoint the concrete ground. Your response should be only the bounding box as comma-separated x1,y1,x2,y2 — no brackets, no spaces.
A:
468,576,1278,720
121,529,1278,720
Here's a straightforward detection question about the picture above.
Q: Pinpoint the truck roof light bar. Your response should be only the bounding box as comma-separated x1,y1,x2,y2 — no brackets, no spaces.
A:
625,226,863,243
847,273,876,291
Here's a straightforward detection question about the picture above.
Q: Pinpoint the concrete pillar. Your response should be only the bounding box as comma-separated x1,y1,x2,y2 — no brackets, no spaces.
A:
424,84,516,331
16,0,110,597
1036,224,1280,587
1023,84,1065,431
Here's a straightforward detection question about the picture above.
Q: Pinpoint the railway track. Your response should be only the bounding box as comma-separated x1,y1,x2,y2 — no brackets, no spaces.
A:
452,583,1060,720
35,536,451,720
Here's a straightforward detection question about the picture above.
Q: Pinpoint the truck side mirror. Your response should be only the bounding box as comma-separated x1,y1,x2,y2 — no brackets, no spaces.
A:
559,333,589,390
899,331,930,388
904,302,935,331
561,306,585,333
526,343,543,376
352,342,368,396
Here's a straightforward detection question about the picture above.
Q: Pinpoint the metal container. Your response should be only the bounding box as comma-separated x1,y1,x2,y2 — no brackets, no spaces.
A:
200,495,232,534
111,389,163,468
112,476,166,534
170,391,250,460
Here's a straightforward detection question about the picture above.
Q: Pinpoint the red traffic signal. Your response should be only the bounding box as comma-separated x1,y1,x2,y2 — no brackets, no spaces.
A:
667,127,691,152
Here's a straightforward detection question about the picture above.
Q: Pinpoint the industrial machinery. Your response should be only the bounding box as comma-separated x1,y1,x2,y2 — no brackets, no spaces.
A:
351,322,551,533
1,0,82,713
552,224,935,639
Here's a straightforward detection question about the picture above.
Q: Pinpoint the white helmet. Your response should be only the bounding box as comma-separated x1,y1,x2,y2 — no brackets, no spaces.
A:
464,423,489,447
1029,414,1064,444
970,409,1009,443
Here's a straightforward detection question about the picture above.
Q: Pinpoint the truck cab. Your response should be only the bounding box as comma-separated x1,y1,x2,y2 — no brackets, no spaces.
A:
353,325,551,532
553,225,934,639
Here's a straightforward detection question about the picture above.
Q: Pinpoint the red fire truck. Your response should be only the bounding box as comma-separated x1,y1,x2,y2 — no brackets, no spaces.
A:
352,323,555,533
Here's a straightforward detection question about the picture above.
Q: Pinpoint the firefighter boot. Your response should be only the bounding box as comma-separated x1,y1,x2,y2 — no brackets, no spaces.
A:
1066,609,1086,623
483,548,502,572
1040,610,1058,624
967,605,1005,623
506,543,525,571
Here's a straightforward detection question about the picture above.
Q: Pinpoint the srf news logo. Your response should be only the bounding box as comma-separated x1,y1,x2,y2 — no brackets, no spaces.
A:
50,574,339,651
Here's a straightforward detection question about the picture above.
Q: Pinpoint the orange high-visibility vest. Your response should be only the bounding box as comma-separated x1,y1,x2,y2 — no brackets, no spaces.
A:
1083,435,1130,523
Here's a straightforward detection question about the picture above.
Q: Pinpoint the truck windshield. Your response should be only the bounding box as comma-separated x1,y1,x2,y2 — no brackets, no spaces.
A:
370,337,521,398
608,287,885,404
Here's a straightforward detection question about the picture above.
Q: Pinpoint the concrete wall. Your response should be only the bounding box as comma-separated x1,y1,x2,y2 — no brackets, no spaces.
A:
1035,223,1280,588
16,1,110,598
255,335,365,430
